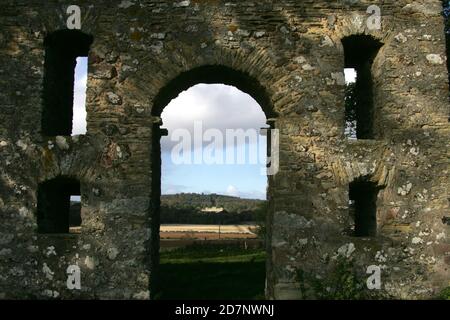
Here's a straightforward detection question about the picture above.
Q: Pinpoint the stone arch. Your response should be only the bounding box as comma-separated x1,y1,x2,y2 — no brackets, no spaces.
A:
127,39,288,120
149,63,277,298
332,12,391,43
331,13,390,70
151,64,277,119
36,136,98,184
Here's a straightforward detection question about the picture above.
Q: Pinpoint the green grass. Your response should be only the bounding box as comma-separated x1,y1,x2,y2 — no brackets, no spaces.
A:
436,287,450,300
157,244,266,300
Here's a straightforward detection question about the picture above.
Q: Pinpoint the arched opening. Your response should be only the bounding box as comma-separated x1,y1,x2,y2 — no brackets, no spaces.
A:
36,176,81,234
151,65,275,300
342,35,383,140
152,65,276,119
41,30,92,136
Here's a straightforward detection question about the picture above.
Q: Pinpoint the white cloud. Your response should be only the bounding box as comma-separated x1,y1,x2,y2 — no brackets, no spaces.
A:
72,57,88,136
161,84,268,154
70,196,81,202
226,185,240,197
344,68,357,84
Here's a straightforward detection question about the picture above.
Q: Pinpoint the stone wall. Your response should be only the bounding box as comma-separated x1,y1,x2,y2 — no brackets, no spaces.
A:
0,0,448,299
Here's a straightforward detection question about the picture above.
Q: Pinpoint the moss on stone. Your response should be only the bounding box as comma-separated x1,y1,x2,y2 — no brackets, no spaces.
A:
296,257,387,300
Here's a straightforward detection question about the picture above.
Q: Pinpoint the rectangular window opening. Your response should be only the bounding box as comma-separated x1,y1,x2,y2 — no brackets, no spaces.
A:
349,179,379,237
342,35,383,140
37,177,81,234
41,30,92,136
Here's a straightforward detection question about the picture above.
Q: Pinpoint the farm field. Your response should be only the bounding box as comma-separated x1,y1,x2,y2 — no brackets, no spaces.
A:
160,224,259,240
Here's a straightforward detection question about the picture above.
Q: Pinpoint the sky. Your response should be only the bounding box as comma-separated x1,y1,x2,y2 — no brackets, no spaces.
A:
160,84,268,200
72,57,88,135
345,68,357,84
72,61,356,201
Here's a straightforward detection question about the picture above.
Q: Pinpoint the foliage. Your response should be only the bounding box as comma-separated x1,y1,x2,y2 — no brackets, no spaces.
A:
344,82,358,139
160,193,266,225
296,257,375,300
444,1,450,27
161,193,264,213
160,205,254,224
160,243,265,262
436,286,450,300
253,201,268,239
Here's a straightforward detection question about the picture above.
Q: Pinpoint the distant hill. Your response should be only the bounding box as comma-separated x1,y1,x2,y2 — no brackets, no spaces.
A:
161,193,265,213
161,193,266,225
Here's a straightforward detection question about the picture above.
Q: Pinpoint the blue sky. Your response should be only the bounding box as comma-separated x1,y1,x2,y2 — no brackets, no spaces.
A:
73,57,88,135
160,84,268,200
73,60,268,199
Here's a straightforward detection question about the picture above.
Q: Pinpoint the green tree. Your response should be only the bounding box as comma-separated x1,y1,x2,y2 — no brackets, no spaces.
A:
253,201,268,239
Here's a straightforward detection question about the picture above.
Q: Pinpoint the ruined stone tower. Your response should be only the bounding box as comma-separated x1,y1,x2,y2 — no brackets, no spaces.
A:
0,0,449,299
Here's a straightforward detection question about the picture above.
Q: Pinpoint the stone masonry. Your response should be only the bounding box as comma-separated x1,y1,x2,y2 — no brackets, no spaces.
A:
0,0,449,299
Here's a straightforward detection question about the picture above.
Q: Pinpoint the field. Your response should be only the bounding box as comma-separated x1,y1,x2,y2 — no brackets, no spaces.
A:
157,244,266,300
160,224,258,241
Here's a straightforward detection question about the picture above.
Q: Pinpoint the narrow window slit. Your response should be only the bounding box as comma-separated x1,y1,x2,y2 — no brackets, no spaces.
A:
342,35,383,140
349,178,380,237
41,30,92,136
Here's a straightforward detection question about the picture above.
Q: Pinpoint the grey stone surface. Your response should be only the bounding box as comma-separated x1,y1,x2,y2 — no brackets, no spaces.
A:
0,0,448,299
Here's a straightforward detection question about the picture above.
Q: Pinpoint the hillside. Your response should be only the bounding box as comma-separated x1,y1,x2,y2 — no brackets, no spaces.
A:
161,193,266,225
161,193,265,213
